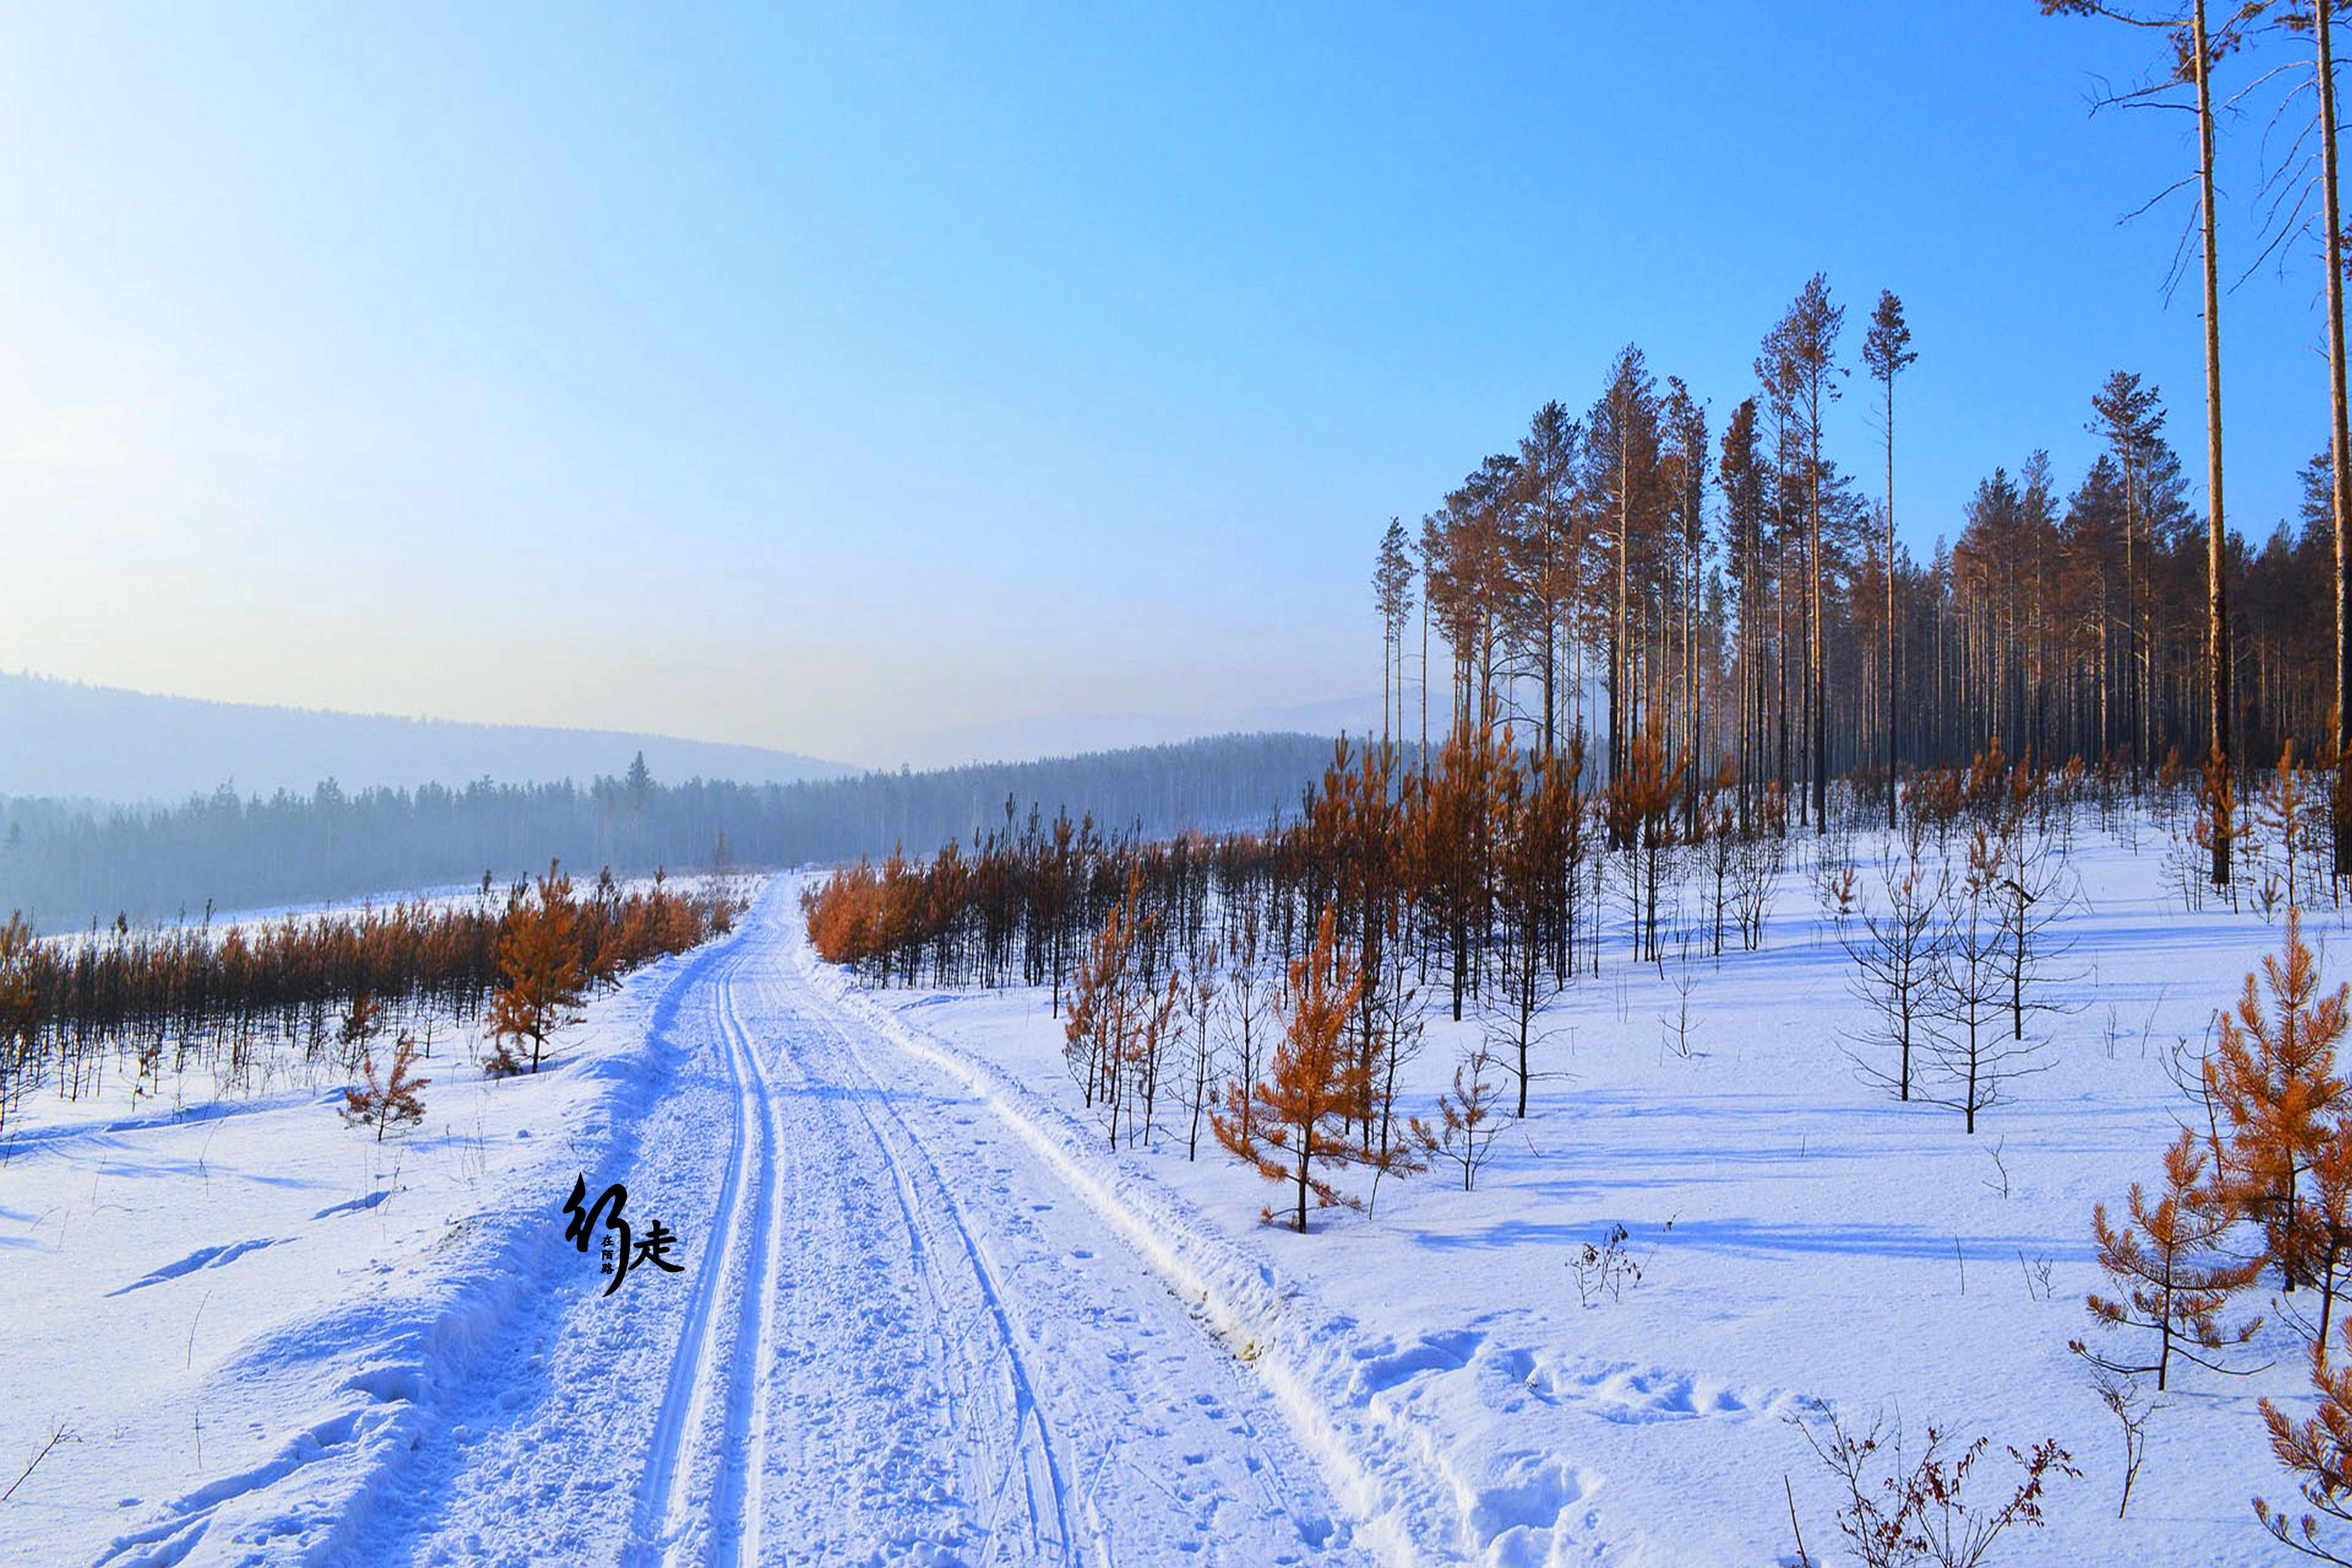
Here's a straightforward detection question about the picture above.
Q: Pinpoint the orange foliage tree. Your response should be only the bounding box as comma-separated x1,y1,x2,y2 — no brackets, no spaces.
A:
2206,909,2352,1293
2259,1315,2352,1564
343,1033,430,1141
1212,910,1379,1232
486,862,589,1076
0,913,42,1136
2072,1127,2263,1392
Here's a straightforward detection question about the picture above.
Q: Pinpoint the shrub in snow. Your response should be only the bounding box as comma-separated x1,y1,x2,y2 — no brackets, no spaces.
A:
1790,1399,2076,1568
1568,1222,1644,1307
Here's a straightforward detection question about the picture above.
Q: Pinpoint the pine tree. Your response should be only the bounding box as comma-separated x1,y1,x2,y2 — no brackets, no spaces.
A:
2259,1316,2352,1564
1863,290,1917,829
486,860,588,1076
2073,1127,2263,1391
1373,519,1417,750
1763,274,1844,833
2041,0,2244,885
1212,909,1370,1233
2207,907,2352,1288
1411,1042,1507,1191
2089,371,2167,774
342,1033,431,1141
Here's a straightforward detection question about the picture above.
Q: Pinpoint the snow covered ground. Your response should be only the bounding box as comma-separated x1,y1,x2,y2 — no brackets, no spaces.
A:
826,822,2352,1566
1,878,1359,1566
3,821,2345,1564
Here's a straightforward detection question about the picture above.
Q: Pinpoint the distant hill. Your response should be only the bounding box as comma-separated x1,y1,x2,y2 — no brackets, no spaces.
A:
0,671,855,804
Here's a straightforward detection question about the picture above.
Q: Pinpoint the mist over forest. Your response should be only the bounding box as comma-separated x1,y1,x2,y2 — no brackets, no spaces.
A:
0,730,1338,931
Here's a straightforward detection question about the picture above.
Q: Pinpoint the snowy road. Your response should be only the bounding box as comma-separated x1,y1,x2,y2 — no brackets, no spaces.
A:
414,887,1366,1568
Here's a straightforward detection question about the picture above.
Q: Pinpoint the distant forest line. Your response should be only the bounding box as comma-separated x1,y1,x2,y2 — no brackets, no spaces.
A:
0,733,1336,932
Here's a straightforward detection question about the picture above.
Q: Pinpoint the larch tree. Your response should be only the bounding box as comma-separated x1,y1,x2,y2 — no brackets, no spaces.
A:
1411,1042,1508,1192
2206,907,2352,1288
0,913,45,1138
1492,744,1574,1116
1842,825,1947,1102
2299,1117,2352,1366
1864,289,1917,828
342,1033,430,1142
1211,909,1371,1234
2258,1313,2352,1563
486,860,588,1076
2073,1126,2265,1391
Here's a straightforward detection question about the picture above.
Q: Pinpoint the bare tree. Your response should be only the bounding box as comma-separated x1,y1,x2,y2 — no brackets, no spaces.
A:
1925,829,2049,1132
1412,1042,1509,1192
1843,826,1948,1102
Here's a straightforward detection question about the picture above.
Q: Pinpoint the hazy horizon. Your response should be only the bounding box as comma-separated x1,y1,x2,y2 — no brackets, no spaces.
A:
0,664,1399,784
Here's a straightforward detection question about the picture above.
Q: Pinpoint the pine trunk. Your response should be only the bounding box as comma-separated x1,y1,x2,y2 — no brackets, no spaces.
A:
2196,0,2232,888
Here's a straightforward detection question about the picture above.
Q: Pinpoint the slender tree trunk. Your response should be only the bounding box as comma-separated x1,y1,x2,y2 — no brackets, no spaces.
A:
2323,0,2352,880
2195,0,2232,888
1615,438,1630,789
1777,526,1790,813
1811,406,1828,833
1885,370,1898,829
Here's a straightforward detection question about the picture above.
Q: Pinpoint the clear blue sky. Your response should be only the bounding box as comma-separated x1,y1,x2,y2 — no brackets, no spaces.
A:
0,3,2334,768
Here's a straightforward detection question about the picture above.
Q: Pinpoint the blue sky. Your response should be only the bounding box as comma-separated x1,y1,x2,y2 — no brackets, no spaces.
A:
0,4,2336,768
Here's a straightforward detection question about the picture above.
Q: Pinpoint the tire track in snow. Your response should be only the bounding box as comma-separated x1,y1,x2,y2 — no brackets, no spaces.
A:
809,1006,1088,1564
624,946,786,1567
771,980,1357,1565
794,930,1463,1565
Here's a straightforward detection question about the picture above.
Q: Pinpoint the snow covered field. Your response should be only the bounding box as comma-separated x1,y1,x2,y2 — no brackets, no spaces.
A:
3,824,2345,1564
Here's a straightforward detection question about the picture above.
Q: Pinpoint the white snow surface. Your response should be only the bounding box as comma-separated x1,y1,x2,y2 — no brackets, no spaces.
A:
3,829,2344,1565
2,880,1359,1566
